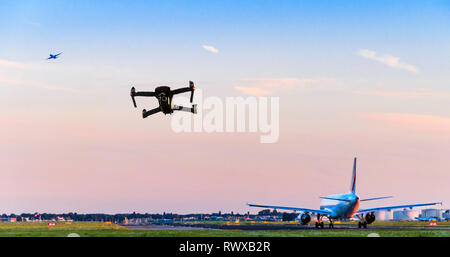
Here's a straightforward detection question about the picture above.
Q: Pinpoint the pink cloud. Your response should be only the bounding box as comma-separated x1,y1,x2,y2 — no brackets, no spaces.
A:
234,86,273,96
355,113,450,133
0,59,27,69
202,45,219,54
357,49,419,73
353,89,450,99
0,76,80,93
240,78,320,89
234,77,339,96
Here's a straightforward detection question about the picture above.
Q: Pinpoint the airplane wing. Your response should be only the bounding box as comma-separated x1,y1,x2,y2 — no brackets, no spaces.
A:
248,203,332,216
356,202,442,214
55,52,62,57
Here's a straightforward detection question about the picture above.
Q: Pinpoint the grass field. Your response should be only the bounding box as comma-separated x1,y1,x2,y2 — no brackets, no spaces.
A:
0,222,448,237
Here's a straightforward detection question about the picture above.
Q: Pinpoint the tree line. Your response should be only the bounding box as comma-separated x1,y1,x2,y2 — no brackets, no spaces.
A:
1,209,298,222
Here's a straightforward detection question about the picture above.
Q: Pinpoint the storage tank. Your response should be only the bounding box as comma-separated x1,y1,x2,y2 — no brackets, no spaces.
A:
421,209,443,219
375,210,393,221
393,209,420,221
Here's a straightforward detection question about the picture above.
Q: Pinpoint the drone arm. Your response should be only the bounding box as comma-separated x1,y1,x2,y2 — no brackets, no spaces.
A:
171,87,191,95
172,81,195,103
134,91,155,97
142,107,161,119
130,87,156,108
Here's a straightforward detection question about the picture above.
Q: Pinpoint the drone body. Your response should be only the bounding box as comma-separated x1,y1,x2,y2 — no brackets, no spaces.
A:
130,81,197,119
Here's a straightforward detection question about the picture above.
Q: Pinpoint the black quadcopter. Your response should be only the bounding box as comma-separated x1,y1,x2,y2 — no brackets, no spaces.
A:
130,81,197,118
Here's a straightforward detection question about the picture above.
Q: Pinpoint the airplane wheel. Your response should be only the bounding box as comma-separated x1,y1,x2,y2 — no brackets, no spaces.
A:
358,222,362,228
320,222,324,229
315,222,319,228
363,222,367,229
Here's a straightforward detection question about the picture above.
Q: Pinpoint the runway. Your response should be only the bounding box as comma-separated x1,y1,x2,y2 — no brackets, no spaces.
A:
123,224,210,230
124,223,450,231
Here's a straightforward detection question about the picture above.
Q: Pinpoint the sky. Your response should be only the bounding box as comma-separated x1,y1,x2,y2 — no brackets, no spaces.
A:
0,0,449,214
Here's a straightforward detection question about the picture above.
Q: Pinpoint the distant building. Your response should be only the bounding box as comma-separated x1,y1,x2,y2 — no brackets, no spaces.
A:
159,219,173,224
182,216,198,221
0,217,17,222
255,215,281,222
393,209,420,221
443,210,450,220
421,209,443,219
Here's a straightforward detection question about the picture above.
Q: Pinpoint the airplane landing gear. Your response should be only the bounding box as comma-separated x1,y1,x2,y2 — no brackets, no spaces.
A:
315,221,324,228
315,214,325,229
356,214,368,229
358,221,367,228
329,219,334,229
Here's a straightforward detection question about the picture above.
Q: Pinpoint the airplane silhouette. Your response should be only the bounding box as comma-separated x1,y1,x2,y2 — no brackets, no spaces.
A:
47,52,62,60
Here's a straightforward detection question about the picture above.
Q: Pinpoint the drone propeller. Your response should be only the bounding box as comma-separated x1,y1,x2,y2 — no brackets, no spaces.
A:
189,81,195,103
130,87,137,108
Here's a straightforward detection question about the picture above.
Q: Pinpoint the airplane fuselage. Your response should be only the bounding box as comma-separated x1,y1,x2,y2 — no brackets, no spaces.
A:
319,193,360,219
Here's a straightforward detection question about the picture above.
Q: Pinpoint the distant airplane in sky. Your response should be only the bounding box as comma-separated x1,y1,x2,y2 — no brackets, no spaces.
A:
47,52,62,60
248,157,442,228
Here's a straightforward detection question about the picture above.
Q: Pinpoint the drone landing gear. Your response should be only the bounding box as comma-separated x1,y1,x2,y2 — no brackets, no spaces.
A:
173,104,197,114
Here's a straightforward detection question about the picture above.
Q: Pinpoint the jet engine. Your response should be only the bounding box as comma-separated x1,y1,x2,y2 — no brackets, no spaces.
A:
365,212,376,224
300,213,311,225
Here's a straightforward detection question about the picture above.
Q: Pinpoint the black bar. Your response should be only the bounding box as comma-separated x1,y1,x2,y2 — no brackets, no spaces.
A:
2,237,448,256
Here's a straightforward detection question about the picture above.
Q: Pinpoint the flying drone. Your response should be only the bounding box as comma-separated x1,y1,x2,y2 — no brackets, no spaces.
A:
130,81,197,118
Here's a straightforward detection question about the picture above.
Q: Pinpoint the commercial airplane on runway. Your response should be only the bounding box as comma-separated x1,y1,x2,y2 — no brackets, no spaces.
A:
248,158,442,228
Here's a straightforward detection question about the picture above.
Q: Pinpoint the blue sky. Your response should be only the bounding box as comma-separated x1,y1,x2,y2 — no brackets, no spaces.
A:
0,1,449,213
1,1,448,80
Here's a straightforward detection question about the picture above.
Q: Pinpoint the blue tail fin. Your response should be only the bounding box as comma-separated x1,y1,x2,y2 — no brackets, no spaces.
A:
350,157,357,194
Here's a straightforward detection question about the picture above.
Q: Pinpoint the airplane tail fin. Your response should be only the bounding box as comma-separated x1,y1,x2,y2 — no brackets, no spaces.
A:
350,157,357,194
